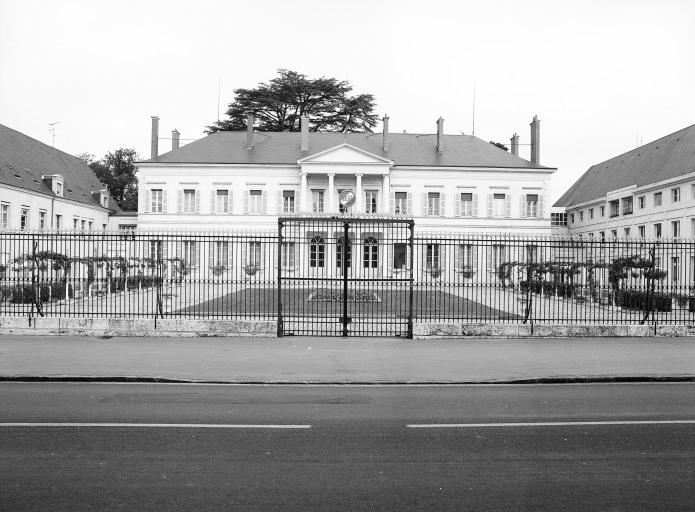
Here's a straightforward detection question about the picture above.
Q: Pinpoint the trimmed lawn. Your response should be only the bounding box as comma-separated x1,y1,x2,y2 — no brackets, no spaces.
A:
176,287,518,320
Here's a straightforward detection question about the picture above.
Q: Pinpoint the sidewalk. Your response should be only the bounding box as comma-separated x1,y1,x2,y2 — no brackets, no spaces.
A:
1,335,694,383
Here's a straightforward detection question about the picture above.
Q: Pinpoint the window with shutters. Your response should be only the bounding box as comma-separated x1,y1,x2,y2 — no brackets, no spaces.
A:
363,237,378,268
183,190,196,213
427,192,440,216
460,193,473,216
312,190,324,213
672,188,680,203
282,191,295,213
365,191,378,213
248,242,262,267
457,244,474,270
394,192,408,214
309,236,325,268
426,244,440,269
213,241,228,267
151,189,163,213
492,193,506,217
281,242,296,269
526,194,538,217
216,190,229,213
150,240,163,261
249,190,263,214
0,203,8,229
393,244,407,270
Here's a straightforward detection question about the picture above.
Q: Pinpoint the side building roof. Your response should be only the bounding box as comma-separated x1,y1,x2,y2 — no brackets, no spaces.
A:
0,123,115,210
142,131,554,170
554,123,695,208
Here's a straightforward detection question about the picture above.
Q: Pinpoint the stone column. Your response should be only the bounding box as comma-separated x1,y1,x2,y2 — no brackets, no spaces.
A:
300,172,308,212
328,173,335,213
382,174,390,213
355,173,363,213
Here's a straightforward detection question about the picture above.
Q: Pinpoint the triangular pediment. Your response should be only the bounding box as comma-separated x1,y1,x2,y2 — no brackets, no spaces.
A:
298,143,393,165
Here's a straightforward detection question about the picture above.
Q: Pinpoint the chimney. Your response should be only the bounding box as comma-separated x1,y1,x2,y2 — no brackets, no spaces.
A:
510,133,519,156
246,111,254,150
300,115,309,152
530,115,540,164
172,129,180,151
150,116,159,159
436,117,444,153
382,115,390,152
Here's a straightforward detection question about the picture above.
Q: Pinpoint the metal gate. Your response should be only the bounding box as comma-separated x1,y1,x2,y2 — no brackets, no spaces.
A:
277,216,415,337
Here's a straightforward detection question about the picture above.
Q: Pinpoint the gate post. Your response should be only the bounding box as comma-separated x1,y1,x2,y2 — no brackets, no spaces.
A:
277,219,284,337
342,221,350,337
407,220,414,339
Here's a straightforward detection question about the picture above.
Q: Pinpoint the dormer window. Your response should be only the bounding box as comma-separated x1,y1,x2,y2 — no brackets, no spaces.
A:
102,196,108,207
55,181,63,196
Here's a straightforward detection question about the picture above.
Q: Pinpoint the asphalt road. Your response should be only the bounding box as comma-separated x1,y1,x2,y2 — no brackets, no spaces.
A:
1,383,694,511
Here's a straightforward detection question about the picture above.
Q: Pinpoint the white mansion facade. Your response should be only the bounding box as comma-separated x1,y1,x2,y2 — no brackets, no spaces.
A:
135,115,555,276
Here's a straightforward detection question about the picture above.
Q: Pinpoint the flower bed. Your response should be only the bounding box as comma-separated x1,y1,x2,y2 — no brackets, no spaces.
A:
306,289,382,303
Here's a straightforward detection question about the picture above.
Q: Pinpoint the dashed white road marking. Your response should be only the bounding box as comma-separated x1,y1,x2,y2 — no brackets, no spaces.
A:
407,420,695,428
0,423,311,429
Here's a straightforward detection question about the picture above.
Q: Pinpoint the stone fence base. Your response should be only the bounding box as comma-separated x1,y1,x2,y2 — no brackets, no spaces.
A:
1,316,694,338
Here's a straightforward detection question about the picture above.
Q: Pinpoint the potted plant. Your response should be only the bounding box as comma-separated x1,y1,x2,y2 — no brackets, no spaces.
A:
210,264,227,277
244,264,259,277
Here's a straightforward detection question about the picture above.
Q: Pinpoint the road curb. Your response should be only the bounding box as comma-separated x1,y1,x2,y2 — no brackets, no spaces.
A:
2,375,695,385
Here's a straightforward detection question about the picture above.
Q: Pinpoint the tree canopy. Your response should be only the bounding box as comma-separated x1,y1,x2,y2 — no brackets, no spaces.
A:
83,149,139,211
206,69,378,134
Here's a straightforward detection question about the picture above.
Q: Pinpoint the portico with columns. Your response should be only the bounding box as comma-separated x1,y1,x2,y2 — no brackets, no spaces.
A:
297,144,394,214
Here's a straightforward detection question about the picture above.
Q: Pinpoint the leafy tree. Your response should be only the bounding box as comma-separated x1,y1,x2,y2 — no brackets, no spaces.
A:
489,141,509,151
88,148,139,211
206,69,378,134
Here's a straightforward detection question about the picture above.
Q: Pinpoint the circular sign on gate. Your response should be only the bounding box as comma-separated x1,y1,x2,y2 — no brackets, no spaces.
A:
339,189,356,208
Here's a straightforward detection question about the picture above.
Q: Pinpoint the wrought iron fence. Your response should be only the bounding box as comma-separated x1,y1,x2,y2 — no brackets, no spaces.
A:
1,229,694,332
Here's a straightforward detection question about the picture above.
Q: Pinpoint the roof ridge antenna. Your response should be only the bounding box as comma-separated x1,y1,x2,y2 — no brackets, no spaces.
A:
49,121,60,148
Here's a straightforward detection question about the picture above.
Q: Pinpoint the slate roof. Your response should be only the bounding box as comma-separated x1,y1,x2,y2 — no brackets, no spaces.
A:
554,123,695,208
143,131,553,170
0,123,114,210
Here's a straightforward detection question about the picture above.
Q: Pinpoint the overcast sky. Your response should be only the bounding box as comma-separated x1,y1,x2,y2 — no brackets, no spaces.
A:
1,0,694,203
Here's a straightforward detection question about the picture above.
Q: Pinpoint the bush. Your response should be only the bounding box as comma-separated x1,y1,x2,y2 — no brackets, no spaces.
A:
616,290,671,312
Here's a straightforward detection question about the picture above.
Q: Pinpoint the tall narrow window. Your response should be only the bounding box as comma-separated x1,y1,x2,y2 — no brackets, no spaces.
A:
672,220,680,238
183,189,196,213
312,190,324,213
526,194,538,217
55,214,62,230
214,241,228,266
151,189,163,212
427,192,441,216
183,240,197,267
393,244,407,270
394,192,408,215
458,244,474,270
426,244,440,269
460,193,473,216
216,190,229,213
150,240,162,261
309,236,325,268
336,237,352,269
365,191,378,214
493,193,506,217
492,244,507,270
281,242,296,269
248,190,263,214
363,237,378,268
654,223,662,238
1,203,10,229
39,210,46,230
282,191,295,214
248,242,262,267
671,257,680,283
20,208,29,231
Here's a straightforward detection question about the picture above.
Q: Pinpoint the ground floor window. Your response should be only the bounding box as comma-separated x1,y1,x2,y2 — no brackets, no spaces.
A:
247,242,262,267
363,237,378,268
150,240,162,261
426,244,440,269
282,242,296,269
336,237,352,269
393,243,407,270
310,236,325,268
213,241,228,267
